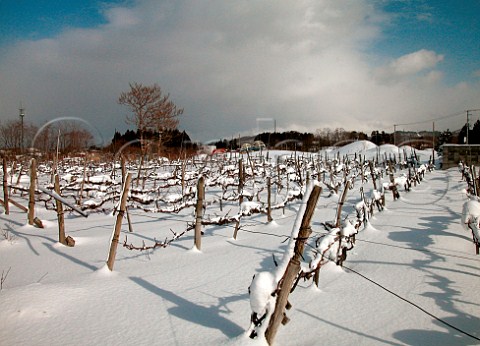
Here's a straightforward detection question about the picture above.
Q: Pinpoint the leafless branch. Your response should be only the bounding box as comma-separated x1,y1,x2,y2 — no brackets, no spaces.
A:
1,267,11,291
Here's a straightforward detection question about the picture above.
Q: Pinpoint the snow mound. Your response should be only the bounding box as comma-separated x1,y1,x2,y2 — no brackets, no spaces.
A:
329,140,377,157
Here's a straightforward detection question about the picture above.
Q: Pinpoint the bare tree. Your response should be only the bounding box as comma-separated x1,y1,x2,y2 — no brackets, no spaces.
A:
31,121,93,154
0,120,38,152
0,120,22,149
117,83,184,150
33,123,57,153
56,121,93,152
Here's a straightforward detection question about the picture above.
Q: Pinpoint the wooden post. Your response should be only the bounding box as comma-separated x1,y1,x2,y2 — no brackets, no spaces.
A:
264,185,322,345
246,150,256,179
16,163,25,197
121,155,127,184
78,153,88,206
1,198,27,212
51,151,57,184
28,158,36,225
136,154,144,187
106,173,132,271
54,174,66,245
181,159,186,196
233,220,240,240
335,180,351,227
194,176,205,250
54,128,60,181
295,157,303,187
369,161,377,190
125,207,134,232
360,160,364,184
388,161,399,200
234,158,245,240
472,166,479,197
9,160,15,195
277,163,281,190
2,156,9,215
37,185,88,218
120,155,133,232
33,217,44,228
267,177,273,222
312,182,351,287
238,159,244,205
314,266,321,287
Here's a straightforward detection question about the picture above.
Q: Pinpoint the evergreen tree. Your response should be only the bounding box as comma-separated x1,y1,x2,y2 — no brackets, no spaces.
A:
471,120,480,144
458,123,469,144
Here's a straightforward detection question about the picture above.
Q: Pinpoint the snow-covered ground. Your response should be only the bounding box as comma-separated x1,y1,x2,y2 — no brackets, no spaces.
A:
1,144,479,345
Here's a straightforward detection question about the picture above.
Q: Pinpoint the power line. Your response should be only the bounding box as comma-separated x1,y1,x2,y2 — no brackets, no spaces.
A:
300,234,479,342
342,264,480,342
354,237,479,262
130,200,479,341
395,110,465,127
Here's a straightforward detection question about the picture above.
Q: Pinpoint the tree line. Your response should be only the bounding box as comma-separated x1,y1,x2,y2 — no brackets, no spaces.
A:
457,120,480,144
0,119,93,155
2,81,475,155
109,128,196,155
213,127,465,152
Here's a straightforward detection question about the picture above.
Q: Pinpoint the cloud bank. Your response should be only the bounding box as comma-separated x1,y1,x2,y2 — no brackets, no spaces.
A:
0,0,479,142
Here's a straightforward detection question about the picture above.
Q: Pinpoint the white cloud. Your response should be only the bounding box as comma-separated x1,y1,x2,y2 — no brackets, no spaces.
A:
375,49,444,81
392,49,444,75
104,7,140,28
0,0,477,142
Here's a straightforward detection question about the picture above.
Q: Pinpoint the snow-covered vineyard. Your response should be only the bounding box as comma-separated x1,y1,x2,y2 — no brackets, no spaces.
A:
1,140,479,345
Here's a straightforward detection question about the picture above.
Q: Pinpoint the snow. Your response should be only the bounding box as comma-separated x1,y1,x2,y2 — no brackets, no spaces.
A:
247,271,277,339
88,175,113,184
323,140,437,164
165,193,183,203
461,200,480,242
248,272,276,315
241,201,263,215
327,140,377,157
1,148,479,346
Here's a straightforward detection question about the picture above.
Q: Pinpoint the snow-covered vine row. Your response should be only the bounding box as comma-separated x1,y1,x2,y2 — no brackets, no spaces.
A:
459,162,480,254
245,151,437,343
2,149,435,227
1,144,443,345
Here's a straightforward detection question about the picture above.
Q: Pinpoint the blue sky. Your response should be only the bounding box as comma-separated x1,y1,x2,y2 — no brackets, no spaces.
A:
0,0,479,143
373,0,480,85
0,1,112,44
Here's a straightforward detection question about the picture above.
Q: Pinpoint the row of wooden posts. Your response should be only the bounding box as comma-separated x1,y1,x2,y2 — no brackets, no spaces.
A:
257,178,358,345
0,155,228,271
261,161,437,345
0,154,370,346
1,157,77,245
0,154,374,275
1,157,42,226
111,158,276,268
1,154,413,345
0,156,130,271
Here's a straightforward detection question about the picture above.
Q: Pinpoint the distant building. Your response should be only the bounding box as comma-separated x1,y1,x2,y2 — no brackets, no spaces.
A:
240,140,266,152
442,144,480,169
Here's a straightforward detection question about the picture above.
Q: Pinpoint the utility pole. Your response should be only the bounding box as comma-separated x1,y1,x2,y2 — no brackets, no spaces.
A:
393,124,397,146
466,110,470,144
432,122,435,165
19,103,25,153
466,108,480,145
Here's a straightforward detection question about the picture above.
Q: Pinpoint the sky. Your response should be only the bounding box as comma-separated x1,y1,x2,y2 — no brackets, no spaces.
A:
0,0,479,144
